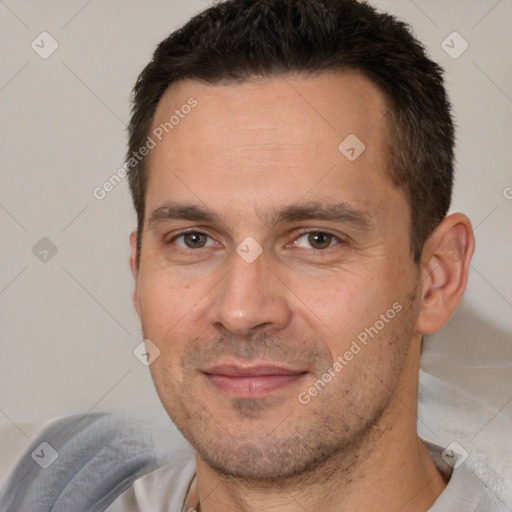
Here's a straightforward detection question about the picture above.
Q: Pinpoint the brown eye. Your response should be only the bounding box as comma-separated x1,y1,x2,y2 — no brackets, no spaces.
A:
183,232,208,248
307,232,333,249
169,231,219,253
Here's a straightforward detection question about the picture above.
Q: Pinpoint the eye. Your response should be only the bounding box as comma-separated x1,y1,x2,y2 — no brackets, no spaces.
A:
172,232,216,249
294,231,341,250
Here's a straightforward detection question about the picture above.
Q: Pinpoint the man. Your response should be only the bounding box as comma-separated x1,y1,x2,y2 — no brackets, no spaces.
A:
2,0,503,511
99,0,512,510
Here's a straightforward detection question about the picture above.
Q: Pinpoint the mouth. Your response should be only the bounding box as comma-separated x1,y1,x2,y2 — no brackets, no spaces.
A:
202,363,308,398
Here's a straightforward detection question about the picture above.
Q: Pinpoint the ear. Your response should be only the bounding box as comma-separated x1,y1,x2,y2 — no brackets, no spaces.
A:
129,231,141,318
416,213,475,334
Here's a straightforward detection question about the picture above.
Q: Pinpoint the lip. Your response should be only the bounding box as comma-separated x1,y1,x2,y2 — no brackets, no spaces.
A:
203,364,307,397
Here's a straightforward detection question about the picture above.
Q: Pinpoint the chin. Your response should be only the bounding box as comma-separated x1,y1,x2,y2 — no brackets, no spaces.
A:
189,418,353,483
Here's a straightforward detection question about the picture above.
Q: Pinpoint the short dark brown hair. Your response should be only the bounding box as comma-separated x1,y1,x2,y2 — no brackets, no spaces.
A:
128,0,454,263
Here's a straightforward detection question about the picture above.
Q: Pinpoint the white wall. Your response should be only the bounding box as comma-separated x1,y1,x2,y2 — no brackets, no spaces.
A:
1,0,511,453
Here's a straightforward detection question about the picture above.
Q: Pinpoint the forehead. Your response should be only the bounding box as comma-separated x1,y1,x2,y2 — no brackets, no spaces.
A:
145,72,401,224
151,72,388,153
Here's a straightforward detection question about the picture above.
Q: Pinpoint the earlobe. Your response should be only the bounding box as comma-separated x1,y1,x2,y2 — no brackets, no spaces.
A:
416,213,475,334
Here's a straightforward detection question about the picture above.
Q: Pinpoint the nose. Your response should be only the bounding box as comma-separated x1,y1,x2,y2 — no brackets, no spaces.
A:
207,249,292,337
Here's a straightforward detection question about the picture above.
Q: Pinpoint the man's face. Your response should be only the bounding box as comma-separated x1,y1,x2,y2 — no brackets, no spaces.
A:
131,73,422,480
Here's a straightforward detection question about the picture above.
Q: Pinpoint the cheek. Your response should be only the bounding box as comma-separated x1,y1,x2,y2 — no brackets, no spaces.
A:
137,268,198,363
139,270,201,405
316,268,411,355
310,271,381,326
138,261,206,325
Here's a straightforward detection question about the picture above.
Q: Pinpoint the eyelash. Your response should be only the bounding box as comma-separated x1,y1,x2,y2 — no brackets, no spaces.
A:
167,230,217,249
291,229,345,250
167,229,345,251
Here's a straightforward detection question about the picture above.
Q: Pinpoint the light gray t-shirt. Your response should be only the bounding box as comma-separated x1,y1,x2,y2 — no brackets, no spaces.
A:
106,441,508,512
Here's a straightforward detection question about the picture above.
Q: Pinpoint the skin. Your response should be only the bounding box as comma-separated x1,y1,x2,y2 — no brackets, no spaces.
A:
129,73,475,511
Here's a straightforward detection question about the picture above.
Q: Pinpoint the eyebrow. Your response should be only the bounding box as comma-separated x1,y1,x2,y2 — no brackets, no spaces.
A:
146,200,373,231
270,201,373,229
147,201,221,229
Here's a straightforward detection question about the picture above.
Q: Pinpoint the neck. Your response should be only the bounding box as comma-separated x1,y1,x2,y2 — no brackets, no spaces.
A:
190,341,447,512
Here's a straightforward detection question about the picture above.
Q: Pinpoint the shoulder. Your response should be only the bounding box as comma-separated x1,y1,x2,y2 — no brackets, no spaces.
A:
424,439,510,512
0,411,192,512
